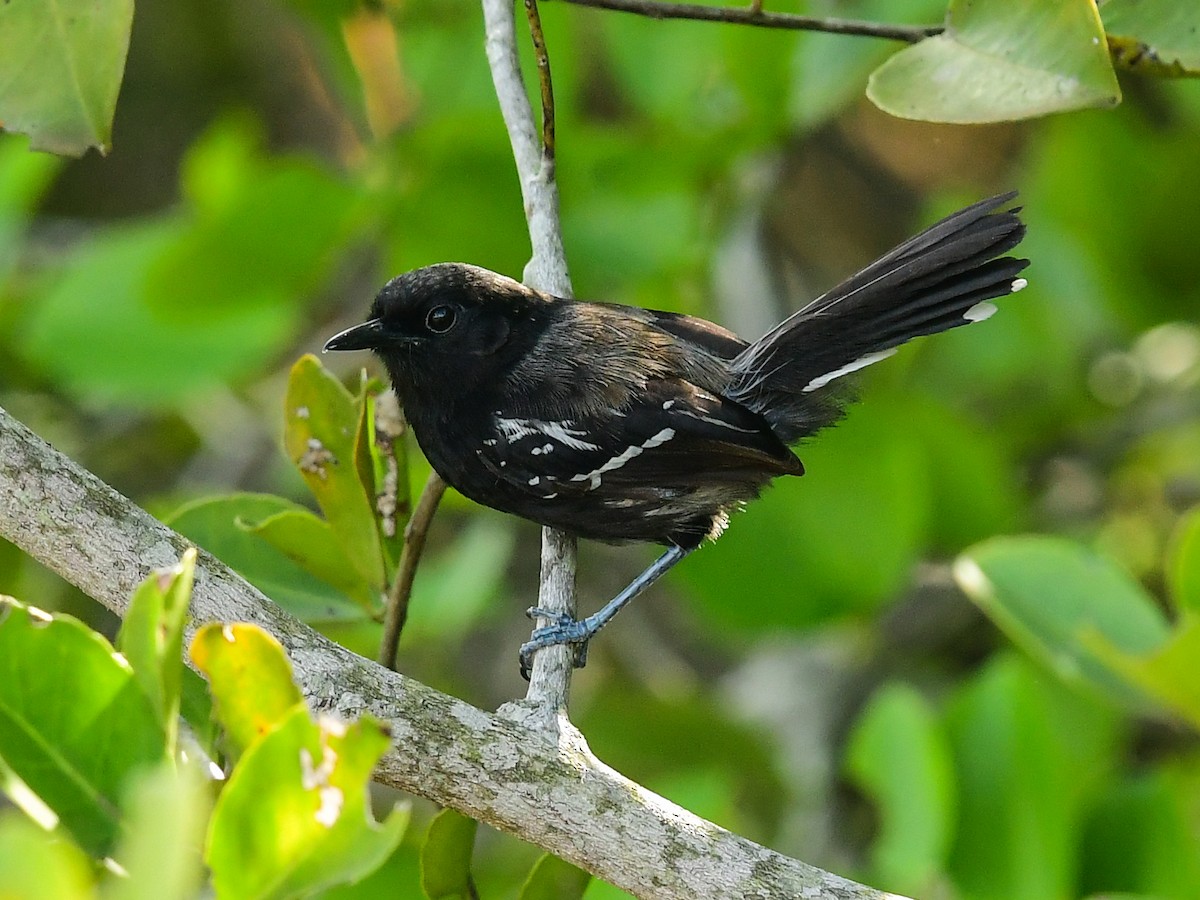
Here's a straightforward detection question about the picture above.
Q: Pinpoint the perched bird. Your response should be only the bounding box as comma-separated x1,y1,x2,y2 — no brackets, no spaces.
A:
325,192,1028,676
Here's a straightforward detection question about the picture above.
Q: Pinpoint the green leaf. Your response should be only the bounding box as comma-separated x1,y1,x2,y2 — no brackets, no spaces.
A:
679,404,930,630
168,493,366,623
0,810,93,899
0,599,166,856
206,705,408,900
179,666,218,759
17,222,295,407
0,135,60,283
1102,0,1200,76
401,516,516,642
241,508,379,614
944,654,1119,900
1079,763,1200,898
285,355,387,594
0,0,133,155
1167,506,1200,613
519,853,590,900
1088,617,1200,730
117,550,196,755
145,136,367,322
106,762,210,900
868,0,1121,122
420,808,478,900
954,535,1171,706
844,683,955,897
189,622,303,758
578,683,787,837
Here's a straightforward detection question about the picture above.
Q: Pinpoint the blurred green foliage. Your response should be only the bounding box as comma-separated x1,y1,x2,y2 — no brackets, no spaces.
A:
1,0,1200,897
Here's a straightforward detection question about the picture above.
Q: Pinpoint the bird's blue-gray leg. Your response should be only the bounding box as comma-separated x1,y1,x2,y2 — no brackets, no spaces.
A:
520,544,693,678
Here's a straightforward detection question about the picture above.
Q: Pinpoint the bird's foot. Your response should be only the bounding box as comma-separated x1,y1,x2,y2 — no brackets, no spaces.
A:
519,607,592,679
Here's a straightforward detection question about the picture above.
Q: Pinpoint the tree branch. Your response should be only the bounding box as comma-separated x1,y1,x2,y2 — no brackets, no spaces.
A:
0,405,903,899
552,0,942,43
482,0,578,717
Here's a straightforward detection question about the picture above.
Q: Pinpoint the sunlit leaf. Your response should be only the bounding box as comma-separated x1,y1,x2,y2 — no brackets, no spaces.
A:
206,704,408,899
0,811,93,899
189,623,303,758
790,0,946,128
421,808,478,900
868,0,1120,122
1102,0,1200,76
0,599,166,856
0,0,133,155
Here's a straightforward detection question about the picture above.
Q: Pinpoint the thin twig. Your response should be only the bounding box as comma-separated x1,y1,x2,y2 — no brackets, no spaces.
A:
525,0,556,160
378,470,447,669
554,0,941,43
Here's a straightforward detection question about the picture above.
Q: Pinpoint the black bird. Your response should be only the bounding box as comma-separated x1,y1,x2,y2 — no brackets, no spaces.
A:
325,192,1028,676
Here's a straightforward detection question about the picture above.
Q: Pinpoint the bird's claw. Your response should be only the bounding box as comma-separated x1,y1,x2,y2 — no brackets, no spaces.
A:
518,613,591,680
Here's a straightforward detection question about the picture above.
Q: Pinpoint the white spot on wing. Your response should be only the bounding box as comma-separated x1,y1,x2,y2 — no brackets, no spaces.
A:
802,349,897,393
964,300,998,322
570,428,675,491
495,417,599,451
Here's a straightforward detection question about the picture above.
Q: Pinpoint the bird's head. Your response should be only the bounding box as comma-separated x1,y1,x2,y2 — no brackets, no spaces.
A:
325,263,549,399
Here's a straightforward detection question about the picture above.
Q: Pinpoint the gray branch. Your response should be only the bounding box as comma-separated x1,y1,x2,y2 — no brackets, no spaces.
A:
0,408,901,899
482,0,579,715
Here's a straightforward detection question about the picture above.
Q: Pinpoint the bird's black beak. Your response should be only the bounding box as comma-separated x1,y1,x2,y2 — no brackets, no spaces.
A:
324,319,387,352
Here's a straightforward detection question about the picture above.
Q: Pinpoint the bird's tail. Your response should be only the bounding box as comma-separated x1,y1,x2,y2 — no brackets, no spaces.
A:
727,192,1029,443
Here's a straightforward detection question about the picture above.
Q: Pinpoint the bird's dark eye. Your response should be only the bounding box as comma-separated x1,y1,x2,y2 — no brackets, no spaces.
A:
425,305,457,334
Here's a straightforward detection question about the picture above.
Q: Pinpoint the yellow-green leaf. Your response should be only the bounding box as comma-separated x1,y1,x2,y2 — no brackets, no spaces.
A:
285,355,387,592
189,623,303,757
206,705,408,899
0,0,133,155
868,0,1120,122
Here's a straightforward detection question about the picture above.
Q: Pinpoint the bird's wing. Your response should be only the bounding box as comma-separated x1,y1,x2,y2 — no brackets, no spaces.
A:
475,378,802,503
